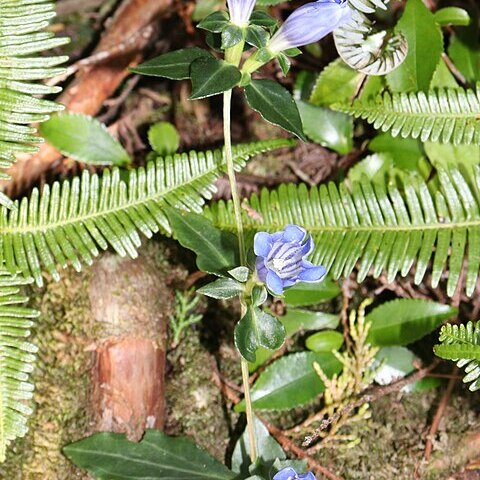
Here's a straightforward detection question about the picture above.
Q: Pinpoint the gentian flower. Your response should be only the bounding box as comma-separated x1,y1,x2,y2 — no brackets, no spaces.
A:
227,0,256,26
254,225,326,296
268,0,352,53
273,467,317,480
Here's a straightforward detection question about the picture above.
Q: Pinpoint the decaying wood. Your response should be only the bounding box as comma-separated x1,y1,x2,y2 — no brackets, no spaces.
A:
89,252,171,441
4,0,173,196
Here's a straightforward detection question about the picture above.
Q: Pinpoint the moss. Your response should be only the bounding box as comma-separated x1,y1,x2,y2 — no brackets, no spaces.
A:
0,266,93,480
165,330,235,462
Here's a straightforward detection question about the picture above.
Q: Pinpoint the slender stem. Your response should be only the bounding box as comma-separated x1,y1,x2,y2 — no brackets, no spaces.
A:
241,357,257,462
223,89,246,265
224,40,257,462
223,44,257,461
223,90,256,460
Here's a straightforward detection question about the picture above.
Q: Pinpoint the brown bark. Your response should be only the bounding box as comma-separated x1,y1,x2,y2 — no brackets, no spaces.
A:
89,252,171,440
4,0,173,196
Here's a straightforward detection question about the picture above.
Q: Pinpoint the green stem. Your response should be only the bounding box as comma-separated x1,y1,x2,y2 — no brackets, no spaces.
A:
222,89,246,265
241,356,257,462
223,41,257,463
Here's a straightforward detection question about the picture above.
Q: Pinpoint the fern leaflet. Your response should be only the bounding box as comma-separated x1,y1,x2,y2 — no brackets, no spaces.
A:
0,139,293,287
434,322,480,391
205,167,480,297
0,0,68,205
0,269,38,461
334,86,480,145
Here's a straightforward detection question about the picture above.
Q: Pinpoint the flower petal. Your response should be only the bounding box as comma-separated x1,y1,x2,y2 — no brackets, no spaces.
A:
300,235,314,257
282,224,306,243
268,0,352,52
298,262,326,282
254,231,272,257
256,257,268,282
299,473,316,480
227,0,257,25
273,467,298,480
266,270,284,295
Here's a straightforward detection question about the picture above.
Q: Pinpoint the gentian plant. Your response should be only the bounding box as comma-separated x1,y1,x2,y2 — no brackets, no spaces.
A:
128,0,351,474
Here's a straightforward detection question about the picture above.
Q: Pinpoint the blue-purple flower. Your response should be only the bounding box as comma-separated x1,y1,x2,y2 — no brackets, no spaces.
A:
227,0,257,26
268,0,352,53
254,225,326,295
273,467,317,480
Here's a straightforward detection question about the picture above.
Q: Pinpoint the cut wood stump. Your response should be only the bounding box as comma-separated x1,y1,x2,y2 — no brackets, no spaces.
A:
89,252,171,440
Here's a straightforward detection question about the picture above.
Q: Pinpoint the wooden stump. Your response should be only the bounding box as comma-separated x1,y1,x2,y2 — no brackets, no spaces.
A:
89,252,170,440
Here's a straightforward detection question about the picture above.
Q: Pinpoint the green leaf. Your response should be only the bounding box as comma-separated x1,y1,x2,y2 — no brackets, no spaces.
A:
250,11,278,29
276,53,291,76
221,24,244,49
0,270,39,463
424,142,480,171
374,346,416,386
206,166,480,297
347,153,394,183
198,10,230,32
366,299,457,346
148,121,180,156
309,59,362,107
130,47,212,80
198,278,244,299
245,25,269,48
435,321,480,391
0,0,68,188
297,101,353,155
3,138,293,287
64,430,235,479
235,306,286,362
232,416,285,476
387,0,443,92
190,57,242,99
283,279,340,306
335,86,480,146
236,351,342,411
244,79,306,140
40,113,131,166
228,266,250,282
248,308,339,372
251,285,268,306
449,33,480,83
281,309,339,334
306,330,344,352
165,208,240,276
434,7,470,26
369,133,424,172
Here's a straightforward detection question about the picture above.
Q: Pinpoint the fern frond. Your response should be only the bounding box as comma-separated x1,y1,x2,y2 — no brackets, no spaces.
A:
0,139,293,287
0,0,68,197
434,322,480,391
206,167,480,297
0,269,38,461
335,86,480,145
333,0,408,75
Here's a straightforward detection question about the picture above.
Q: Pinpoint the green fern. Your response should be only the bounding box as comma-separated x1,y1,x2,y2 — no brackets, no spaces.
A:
0,0,68,202
434,322,480,391
333,0,408,75
334,86,480,145
0,139,293,287
205,167,480,297
0,269,38,461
